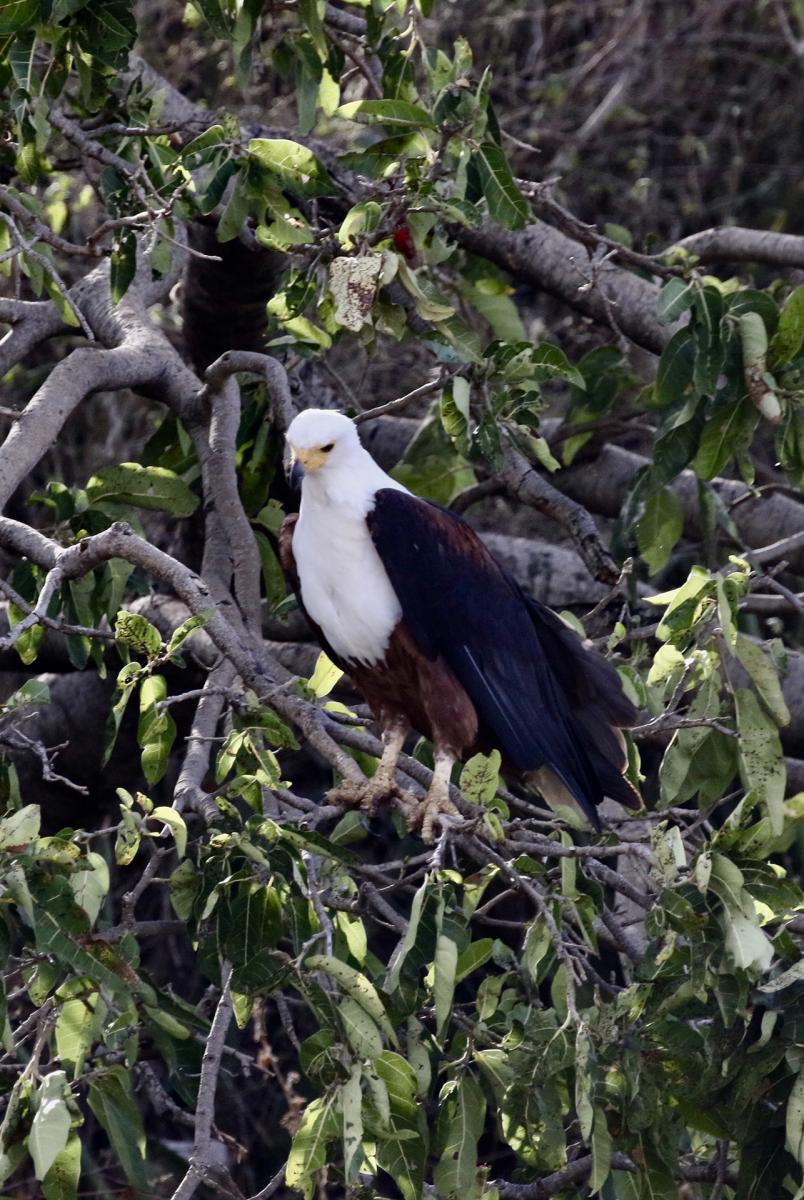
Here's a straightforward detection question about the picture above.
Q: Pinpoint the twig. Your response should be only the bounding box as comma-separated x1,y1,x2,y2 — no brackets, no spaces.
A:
492,1151,637,1197
170,965,235,1200
97,919,188,942
0,730,89,795
0,575,115,642
354,370,457,424
0,184,101,258
248,1166,287,1200
121,844,170,929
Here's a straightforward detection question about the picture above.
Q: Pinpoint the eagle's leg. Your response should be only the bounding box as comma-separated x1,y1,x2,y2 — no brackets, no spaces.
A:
411,749,461,843
327,719,417,815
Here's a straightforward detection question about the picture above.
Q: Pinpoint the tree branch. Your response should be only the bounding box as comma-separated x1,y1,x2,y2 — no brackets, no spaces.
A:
453,219,671,354
673,225,804,267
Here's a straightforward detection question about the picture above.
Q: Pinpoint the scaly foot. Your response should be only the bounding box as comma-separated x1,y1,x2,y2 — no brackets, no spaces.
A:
327,772,419,819
405,782,462,843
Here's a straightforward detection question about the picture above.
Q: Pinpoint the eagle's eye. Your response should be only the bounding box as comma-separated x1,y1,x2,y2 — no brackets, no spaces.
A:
321,442,334,453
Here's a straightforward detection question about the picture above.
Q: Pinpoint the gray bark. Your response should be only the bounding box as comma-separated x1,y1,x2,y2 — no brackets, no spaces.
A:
453,220,670,354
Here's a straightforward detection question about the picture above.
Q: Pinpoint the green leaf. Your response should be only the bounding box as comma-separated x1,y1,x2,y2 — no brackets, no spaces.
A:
455,938,494,983
248,138,334,197
336,99,434,128
433,1074,485,1198
734,688,786,836
386,877,427,991
181,124,227,157
114,802,141,866
56,992,102,1078
656,277,696,324
721,905,773,973
305,955,396,1043
34,883,144,998
459,279,525,340
691,286,724,394
521,918,551,983
217,171,250,241
0,0,40,35
459,750,501,805
471,142,529,229
87,1068,148,1194
434,932,458,1039
740,311,783,422
166,612,211,658
104,664,142,762
138,674,176,785
7,604,44,666
655,328,695,406
440,377,471,449
218,883,282,990
590,1108,612,1193
375,1052,426,1200
769,285,804,366
574,1025,594,1142
648,564,711,642
530,342,585,388
286,1092,341,1199
0,803,40,849
786,1065,804,1170
193,0,232,37
735,634,790,727
342,1063,364,1183
636,487,683,574
69,851,110,925
693,395,758,480
30,1072,71,1181
339,996,383,1059
338,200,382,249
149,807,188,858
716,575,737,651
170,858,200,921
298,0,327,58
87,462,199,516
42,1132,81,1200
110,231,136,305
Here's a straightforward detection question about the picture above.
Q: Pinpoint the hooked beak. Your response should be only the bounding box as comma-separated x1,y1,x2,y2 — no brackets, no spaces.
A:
285,451,304,491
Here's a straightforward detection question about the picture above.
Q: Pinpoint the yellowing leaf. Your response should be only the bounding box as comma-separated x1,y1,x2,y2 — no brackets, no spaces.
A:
308,651,344,698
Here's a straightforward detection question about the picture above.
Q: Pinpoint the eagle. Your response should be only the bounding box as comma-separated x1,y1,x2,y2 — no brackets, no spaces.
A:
279,408,640,840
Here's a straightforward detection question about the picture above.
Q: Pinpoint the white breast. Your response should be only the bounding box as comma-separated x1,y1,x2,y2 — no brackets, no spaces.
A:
293,498,402,666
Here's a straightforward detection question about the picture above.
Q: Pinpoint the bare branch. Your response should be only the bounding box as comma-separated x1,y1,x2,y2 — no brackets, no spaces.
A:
354,370,457,424
493,1152,637,1198
453,219,670,354
201,350,296,431
174,662,238,823
673,225,804,267
170,965,235,1200
0,184,102,259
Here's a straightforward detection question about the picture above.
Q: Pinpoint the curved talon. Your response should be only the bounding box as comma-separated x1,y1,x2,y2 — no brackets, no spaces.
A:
419,792,461,843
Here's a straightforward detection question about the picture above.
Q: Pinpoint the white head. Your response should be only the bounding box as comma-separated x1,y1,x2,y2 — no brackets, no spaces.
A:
286,408,362,474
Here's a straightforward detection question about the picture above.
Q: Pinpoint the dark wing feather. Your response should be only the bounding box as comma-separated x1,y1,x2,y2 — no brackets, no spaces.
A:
367,489,639,823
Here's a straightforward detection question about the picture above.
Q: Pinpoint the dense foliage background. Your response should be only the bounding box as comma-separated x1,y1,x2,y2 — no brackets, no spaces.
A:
0,2,803,1199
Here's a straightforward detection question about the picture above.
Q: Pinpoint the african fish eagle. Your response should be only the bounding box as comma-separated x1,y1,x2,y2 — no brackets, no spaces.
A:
279,408,640,840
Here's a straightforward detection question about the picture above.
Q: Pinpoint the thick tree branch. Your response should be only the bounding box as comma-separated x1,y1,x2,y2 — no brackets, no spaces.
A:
453,220,671,354
673,226,804,267
499,440,619,583
555,441,804,573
